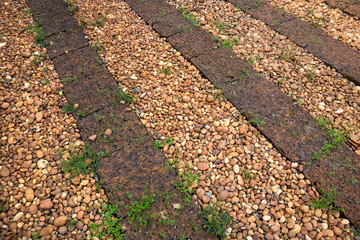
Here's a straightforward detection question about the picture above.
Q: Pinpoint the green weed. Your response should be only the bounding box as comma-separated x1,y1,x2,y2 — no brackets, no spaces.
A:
178,5,199,26
202,202,232,239
220,37,239,49
61,145,102,177
311,186,344,213
154,137,174,151
113,88,136,105
90,202,124,239
32,231,42,240
125,188,156,227
24,23,49,48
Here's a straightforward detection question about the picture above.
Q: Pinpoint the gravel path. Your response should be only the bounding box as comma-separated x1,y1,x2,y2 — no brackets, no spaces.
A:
71,0,356,238
0,1,112,239
266,0,360,52
168,0,360,156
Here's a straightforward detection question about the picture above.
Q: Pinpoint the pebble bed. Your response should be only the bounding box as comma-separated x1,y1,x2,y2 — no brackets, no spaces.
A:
71,0,355,239
0,1,112,239
168,0,360,156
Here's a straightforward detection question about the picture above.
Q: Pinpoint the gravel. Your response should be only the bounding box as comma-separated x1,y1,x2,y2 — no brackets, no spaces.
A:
70,0,355,238
168,0,360,155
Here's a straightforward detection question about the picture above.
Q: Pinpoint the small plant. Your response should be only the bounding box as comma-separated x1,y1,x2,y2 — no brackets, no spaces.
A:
309,38,321,44
154,137,174,151
181,26,191,31
125,187,156,227
220,37,239,49
62,102,76,114
61,145,102,177
159,67,172,76
213,20,230,33
77,104,92,117
311,186,344,213
94,113,105,122
24,23,49,47
178,5,199,26
202,202,232,239
68,216,78,227
174,170,199,202
249,114,264,126
32,231,42,240
113,88,136,105
305,69,315,81
242,169,254,181
274,20,281,25
65,0,79,14
253,0,263,7
90,13,107,27
90,202,124,239
280,52,294,62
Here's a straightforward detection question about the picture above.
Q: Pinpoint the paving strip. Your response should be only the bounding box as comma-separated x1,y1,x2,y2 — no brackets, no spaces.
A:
124,0,360,227
222,0,360,85
24,0,218,238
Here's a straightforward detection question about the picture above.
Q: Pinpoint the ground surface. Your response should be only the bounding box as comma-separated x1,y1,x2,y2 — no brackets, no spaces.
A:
0,0,359,239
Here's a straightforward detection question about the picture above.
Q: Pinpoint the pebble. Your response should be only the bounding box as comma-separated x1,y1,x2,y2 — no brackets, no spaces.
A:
54,216,68,227
0,166,10,177
40,199,53,210
13,212,24,221
25,188,34,202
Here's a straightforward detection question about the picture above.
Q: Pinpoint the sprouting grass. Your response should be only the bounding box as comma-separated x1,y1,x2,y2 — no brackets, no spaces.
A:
154,137,174,151
202,202,232,239
125,187,156,227
113,88,136,105
311,186,344,213
220,37,239,49
90,202,125,239
61,145,106,177
178,5,199,27
24,23,49,48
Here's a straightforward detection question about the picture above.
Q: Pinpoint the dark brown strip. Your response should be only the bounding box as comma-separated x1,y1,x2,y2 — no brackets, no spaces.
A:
225,0,360,85
124,0,360,227
325,0,360,19
25,0,217,238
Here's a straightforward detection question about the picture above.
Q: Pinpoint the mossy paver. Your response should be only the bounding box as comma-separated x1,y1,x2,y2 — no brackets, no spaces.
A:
325,0,360,18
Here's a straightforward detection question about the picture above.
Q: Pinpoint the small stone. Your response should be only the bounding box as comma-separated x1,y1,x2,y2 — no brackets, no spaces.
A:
29,205,38,215
13,212,24,221
314,209,322,217
36,150,44,159
25,188,34,202
89,135,97,141
40,199,53,210
233,164,240,173
270,224,280,232
22,51,31,58
197,162,209,171
35,112,43,122
264,45,272,52
54,216,68,227
0,166,10,177
104,128,112,136
58,226,67,235
182,95,191,103
216,126,228,134
218,140,226,150
248,216,256,223
206,95,215,102
298,180,306,188
40,225,53,236
263,215,271,221
37,160,48,169
71,176,81,185
218,190,229,201
333,226,341,236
